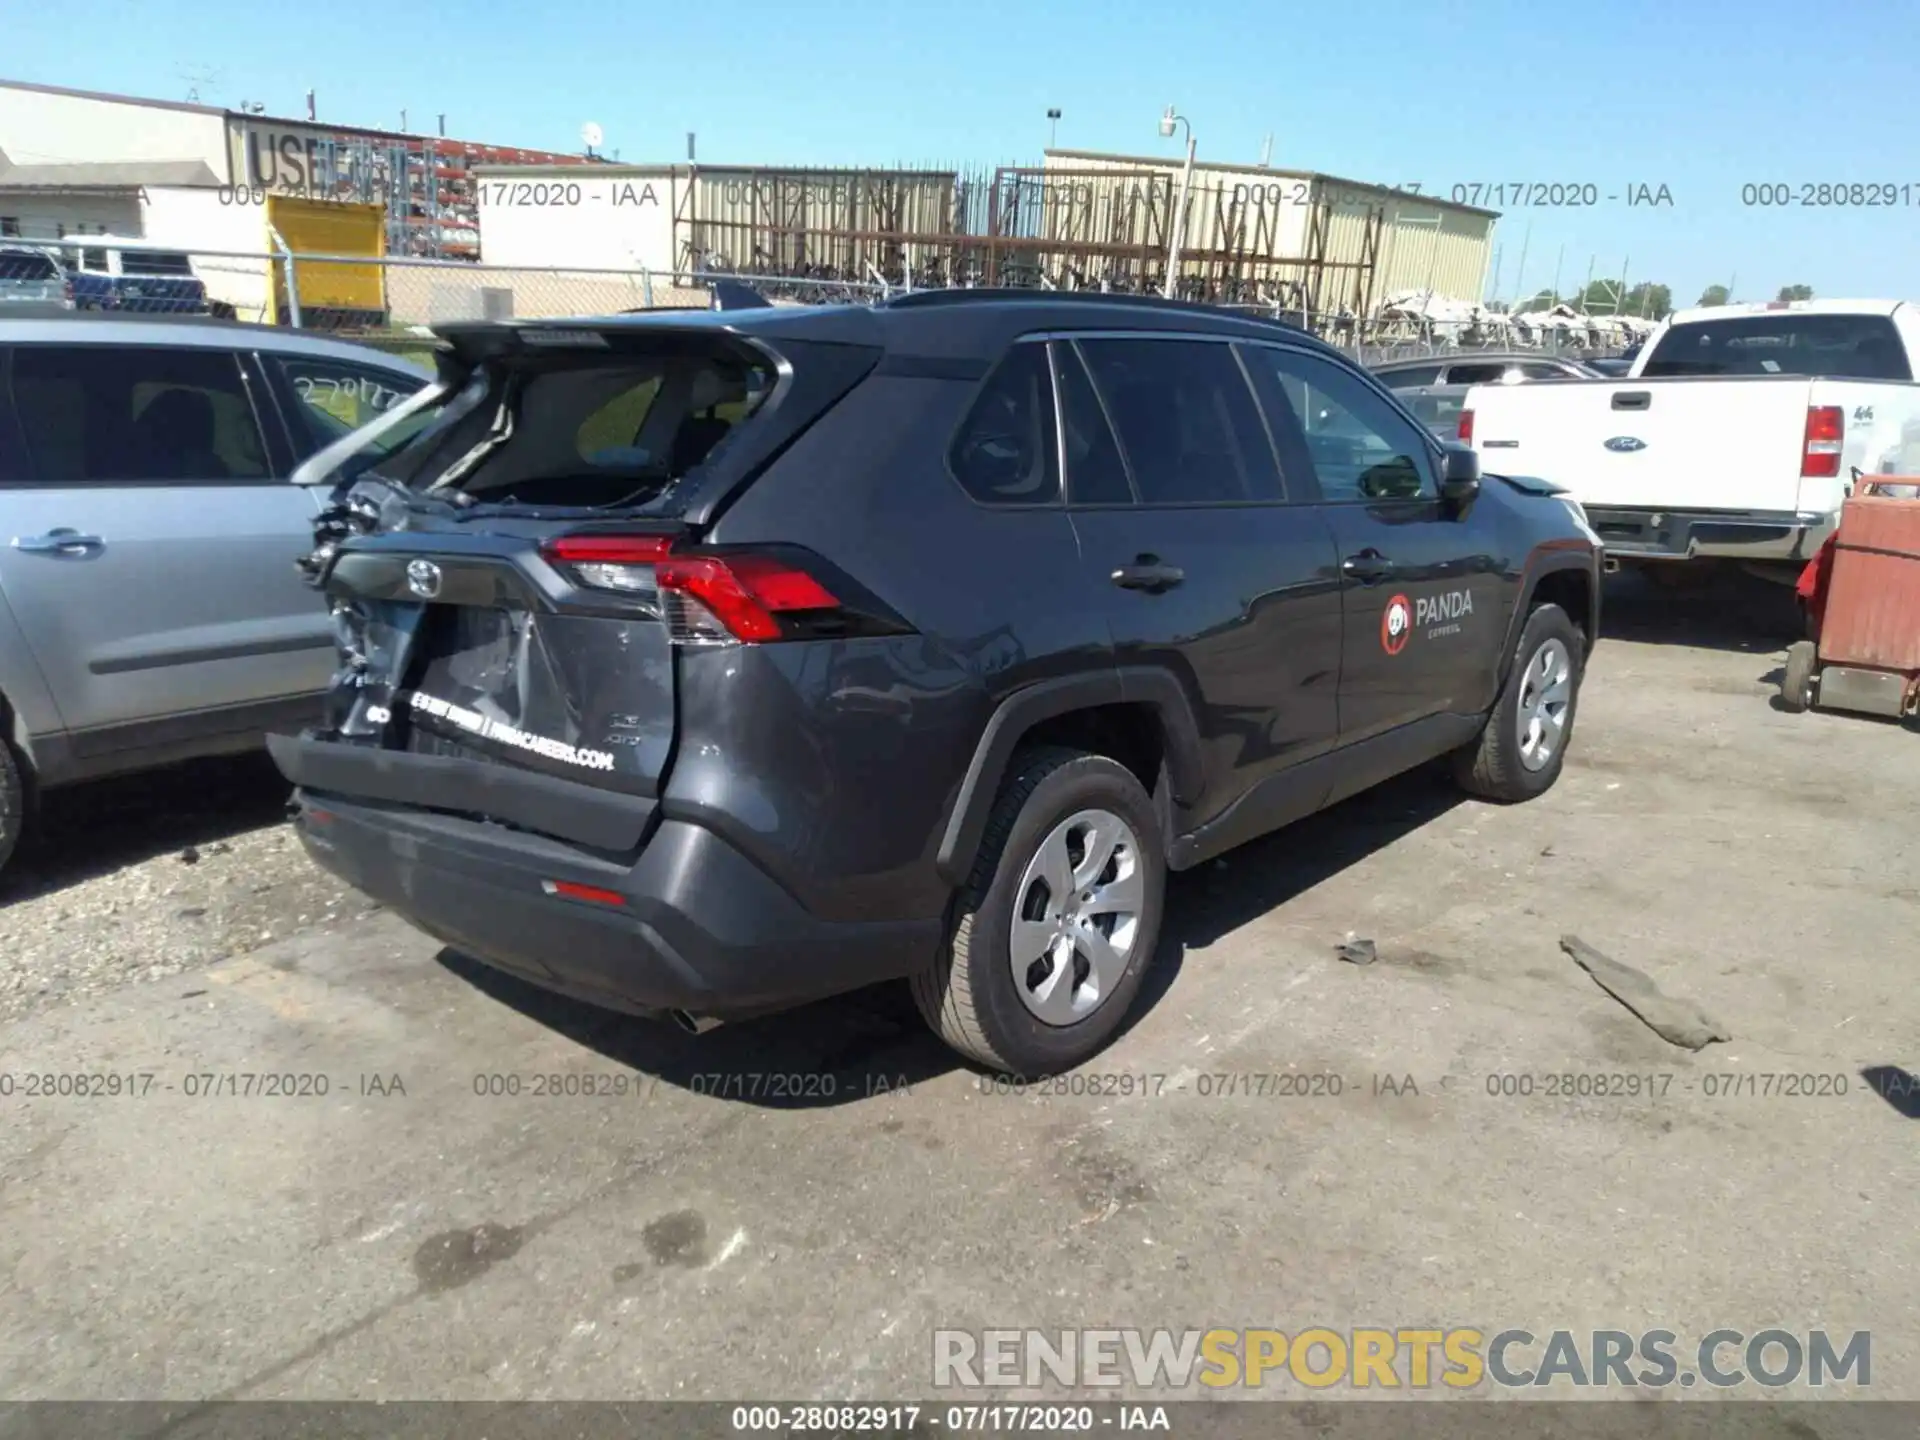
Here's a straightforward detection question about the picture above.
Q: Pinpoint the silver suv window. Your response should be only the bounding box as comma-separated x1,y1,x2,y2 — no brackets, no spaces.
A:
8,345,270,484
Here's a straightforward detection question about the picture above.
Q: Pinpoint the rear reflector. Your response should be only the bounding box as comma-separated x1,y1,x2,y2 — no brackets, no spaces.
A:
542,535,675,565
542,879,628,907
1802,405,1844,478
1457,408,1475,445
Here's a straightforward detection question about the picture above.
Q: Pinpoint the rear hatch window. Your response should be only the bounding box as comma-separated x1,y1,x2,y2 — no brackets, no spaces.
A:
120,250,195,276
375,340,776,510
1642,313,1912,380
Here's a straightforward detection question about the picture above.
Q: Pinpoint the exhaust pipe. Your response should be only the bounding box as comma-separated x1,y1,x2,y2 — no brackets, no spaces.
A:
670,1009,723,1035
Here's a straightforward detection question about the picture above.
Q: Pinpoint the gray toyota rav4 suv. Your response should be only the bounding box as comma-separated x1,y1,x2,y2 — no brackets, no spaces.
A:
272,292,1602,1075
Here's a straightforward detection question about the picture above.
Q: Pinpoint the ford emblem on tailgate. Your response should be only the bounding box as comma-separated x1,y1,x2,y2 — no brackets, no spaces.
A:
405,558,443,598
1604,436,1647,453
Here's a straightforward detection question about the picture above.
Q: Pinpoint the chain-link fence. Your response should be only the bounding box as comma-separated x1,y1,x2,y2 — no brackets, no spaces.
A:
0,238,1627,364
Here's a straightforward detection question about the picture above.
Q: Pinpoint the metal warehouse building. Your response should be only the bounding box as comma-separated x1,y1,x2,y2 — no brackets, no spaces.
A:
474,162,961,280
474,151,1496,318
0,77,584,258
1040,149,1498,315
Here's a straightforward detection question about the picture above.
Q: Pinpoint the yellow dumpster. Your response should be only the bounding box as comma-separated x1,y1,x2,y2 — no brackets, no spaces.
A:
265,195,388,329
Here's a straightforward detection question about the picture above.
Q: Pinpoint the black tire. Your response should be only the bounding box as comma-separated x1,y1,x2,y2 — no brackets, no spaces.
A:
0,736,24,877
1779,640,1816,713
912,747,1165,1076
1454,603,1585,802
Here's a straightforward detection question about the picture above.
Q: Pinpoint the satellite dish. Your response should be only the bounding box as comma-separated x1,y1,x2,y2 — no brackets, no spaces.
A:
581,121,604,152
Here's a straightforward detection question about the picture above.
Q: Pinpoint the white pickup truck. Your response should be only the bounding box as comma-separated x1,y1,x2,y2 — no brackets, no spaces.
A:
1456,299,1920,577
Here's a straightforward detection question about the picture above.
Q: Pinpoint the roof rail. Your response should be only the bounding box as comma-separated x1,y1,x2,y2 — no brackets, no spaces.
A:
880,287,1307,330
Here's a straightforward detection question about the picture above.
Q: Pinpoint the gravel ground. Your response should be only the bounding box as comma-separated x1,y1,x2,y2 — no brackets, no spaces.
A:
0,754,378,1022
5,571,1919,1408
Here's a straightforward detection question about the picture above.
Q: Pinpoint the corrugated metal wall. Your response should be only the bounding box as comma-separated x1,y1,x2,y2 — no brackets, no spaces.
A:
1040,152,1494,307
1350,188,1494,301
462,153,1496,311
682,166,960,275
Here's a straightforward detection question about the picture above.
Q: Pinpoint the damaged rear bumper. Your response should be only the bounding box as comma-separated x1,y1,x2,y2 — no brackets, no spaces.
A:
269,735,940,1021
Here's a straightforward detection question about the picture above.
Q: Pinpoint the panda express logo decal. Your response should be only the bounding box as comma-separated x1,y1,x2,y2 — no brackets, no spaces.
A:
1381,594,1412,655
1382,589,1474,654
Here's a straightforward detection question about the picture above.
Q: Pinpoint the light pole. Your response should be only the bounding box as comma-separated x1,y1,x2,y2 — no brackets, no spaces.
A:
1046,108,1062,149
1158,106,1195,299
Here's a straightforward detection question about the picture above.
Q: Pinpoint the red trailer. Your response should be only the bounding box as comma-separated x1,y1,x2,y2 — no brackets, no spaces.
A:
1781,478,1920,719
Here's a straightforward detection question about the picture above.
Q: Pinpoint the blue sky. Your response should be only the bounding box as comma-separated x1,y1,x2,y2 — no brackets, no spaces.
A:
6,0,1914,306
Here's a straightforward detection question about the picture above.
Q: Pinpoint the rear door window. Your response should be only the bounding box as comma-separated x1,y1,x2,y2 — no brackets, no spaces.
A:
1052,343,1134,505
949,341,1060,506
1075,338,1283,503
274,355,429,458
9,345,270,483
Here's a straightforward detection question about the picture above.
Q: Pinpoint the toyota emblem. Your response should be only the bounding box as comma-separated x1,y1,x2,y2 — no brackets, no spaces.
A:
405,558,443,599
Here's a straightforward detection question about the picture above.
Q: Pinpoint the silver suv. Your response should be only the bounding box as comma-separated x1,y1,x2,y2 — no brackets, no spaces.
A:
0,315,429,872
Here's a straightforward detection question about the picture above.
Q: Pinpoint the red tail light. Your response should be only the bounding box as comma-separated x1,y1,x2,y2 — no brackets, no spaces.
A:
542,879,628,907
540,533,844,645
656,553,838,642
1457,408,1475,445
1802,405,1843,478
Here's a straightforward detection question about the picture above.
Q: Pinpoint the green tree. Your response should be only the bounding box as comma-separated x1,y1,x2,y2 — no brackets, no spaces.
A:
1575,280,1622,312
1697,284,1730,307
1623,282,1672,318
1520,288,1560,310
1777,283,1814,301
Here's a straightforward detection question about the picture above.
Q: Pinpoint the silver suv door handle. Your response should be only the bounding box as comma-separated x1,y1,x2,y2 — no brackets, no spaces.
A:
13,529,105,555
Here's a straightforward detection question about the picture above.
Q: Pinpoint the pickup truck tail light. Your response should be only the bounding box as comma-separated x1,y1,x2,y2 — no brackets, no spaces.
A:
1456,408,1475,445
1802,405,1844,478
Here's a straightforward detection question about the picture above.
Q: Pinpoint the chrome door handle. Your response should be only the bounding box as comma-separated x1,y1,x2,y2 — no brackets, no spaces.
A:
13,529,105,555
1111,558,1185,593
1341,549,1394,582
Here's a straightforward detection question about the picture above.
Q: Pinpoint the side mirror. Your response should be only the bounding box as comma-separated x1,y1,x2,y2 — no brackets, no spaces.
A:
1440,446,1481,507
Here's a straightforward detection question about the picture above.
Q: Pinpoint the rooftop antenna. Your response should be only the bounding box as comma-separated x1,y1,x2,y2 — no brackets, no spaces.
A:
177,63,222,103
1259,133,1273,167
305,88,316,120
687,131,697,163
581,121,604,158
